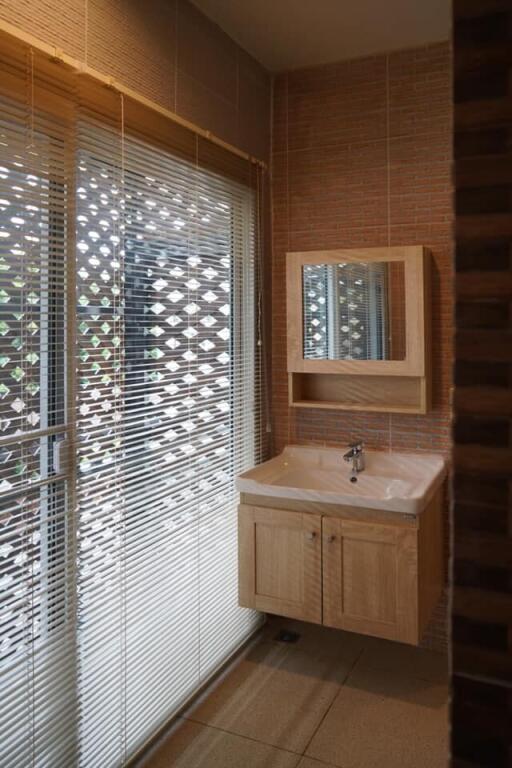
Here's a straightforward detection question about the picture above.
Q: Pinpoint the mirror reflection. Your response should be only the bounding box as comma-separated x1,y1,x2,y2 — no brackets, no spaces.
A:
302,261,406,361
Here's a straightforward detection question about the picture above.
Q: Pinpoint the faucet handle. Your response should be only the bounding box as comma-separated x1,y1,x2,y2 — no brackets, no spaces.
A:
349,441,364,452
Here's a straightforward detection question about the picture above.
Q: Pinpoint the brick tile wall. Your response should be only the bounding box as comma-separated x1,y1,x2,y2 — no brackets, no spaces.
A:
0,0,271,162
271,42,453,649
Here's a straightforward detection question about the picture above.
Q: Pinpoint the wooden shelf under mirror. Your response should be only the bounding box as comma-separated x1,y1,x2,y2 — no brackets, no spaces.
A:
286,246,431,414
289,372,430,413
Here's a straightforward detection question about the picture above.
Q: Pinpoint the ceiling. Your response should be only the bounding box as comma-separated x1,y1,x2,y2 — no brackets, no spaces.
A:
190,0,451,72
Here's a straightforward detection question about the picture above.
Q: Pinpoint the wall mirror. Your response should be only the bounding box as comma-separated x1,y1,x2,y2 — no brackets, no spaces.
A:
302,261,406,362
286,246,431,413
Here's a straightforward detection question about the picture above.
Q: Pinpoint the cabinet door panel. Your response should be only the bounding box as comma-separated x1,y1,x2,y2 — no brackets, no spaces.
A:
342,538,397,623
255,522,304,604
323,517,418,644
239,505,322,623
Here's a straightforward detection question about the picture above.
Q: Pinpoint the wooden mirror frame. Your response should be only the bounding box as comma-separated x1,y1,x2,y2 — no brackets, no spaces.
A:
286,245,430,377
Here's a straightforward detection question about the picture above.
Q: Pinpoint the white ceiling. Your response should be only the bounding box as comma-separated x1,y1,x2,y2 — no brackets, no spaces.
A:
190,0,451,72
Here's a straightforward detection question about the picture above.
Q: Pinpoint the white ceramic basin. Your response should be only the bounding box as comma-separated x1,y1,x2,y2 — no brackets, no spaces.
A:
236,445,446,515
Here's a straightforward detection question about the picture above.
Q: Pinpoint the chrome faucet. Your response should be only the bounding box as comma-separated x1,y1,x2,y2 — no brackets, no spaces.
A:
343,441,365,476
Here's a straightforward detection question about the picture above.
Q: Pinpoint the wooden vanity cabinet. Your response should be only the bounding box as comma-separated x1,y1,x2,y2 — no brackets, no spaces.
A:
239,491,442,645
238,506,322,624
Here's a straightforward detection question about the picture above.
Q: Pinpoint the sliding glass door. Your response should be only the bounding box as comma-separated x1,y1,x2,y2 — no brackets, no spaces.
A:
75,119,262,765
0,93,262,767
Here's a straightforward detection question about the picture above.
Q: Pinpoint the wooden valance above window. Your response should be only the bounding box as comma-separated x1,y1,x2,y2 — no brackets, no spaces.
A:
0,20,265,189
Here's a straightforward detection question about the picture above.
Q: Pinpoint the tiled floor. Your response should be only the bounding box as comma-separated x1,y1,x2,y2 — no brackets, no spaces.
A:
142,617,449,768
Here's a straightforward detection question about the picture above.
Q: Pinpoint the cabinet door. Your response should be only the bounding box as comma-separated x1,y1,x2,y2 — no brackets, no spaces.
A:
239,505,322,624
323,517,418,644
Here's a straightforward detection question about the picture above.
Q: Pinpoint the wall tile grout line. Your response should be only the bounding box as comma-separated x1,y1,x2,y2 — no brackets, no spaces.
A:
174,0,178,114
271,127,453,155
386,53,391,249
84,0,88,66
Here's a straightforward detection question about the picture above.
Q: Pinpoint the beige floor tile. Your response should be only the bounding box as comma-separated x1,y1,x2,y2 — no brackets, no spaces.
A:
306,665,449,768
144,719,301,768
262,616,366,664
357,636,448,683
297,758,339,768
346,662,448,704
186,640,352,753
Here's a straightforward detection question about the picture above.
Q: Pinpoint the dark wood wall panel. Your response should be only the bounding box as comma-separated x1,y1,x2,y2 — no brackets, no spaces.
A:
452,0,512,765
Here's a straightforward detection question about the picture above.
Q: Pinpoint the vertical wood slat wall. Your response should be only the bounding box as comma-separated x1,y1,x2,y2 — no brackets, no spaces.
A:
452,1,512,766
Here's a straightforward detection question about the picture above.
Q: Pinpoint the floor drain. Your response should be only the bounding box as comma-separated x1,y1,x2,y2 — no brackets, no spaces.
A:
275,629,301,644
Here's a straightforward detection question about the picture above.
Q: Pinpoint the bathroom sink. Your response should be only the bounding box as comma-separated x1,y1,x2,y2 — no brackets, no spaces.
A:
236,445,446,515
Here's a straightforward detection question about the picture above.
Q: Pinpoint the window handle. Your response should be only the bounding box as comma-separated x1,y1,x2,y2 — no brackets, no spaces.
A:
53,438,70,474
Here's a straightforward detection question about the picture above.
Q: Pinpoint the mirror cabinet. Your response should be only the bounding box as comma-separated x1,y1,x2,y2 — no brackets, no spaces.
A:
287,246,431,413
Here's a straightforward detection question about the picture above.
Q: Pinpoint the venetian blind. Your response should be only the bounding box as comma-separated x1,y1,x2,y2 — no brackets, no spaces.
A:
0,37,265,768
0,57,78,767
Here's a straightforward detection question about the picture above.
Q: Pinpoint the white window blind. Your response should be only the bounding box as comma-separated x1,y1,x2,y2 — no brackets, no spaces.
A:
0,46,265,768
0,89,78,767
75,111,263,767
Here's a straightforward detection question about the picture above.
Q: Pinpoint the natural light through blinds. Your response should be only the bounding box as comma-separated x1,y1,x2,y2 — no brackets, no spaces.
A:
0,75,77,767
75,111,263,766
0,38,265,768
